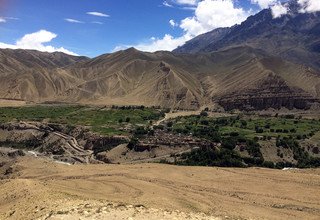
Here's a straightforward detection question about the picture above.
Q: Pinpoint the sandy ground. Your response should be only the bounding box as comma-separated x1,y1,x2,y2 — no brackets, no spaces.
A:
154,110,232,126
1,156,320,220
0,99,27,107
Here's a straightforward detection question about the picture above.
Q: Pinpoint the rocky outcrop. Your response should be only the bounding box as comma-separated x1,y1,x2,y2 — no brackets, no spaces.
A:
218,75,320,111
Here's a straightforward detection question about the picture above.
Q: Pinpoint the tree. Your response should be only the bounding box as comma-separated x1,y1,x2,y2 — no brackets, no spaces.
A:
200,111,208,117
222,138,236,150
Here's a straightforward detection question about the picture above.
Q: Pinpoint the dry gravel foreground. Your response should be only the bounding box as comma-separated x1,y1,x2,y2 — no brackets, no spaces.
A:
1,156,320,220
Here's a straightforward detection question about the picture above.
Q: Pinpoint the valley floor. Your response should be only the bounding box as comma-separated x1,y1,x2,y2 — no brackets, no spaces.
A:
1,156,320,220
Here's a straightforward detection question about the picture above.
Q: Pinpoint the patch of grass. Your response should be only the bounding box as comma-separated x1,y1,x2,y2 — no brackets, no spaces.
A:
0,105,164,136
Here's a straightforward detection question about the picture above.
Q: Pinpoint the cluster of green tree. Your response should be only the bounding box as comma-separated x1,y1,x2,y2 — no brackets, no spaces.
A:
118,117,131,123
172,146,285,169
127,126,155,151
111,105,146,110
153,113,320,169
276,136,320,168
141,111,167,121
175,147,245,167
132,126,154,137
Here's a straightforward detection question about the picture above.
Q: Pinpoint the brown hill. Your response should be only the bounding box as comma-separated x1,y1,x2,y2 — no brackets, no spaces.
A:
0,47,319,110
0,49,88,102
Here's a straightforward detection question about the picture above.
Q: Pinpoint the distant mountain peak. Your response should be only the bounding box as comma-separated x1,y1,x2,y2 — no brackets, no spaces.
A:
173,1,320,70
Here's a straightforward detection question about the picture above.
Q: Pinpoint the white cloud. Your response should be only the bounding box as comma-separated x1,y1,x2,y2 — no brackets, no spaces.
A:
298,0,320,13
271,2,288,18
251,0,289,18
0,17,18,23
119,0,320,53
5,17,19,20
180,0,250,36
114,0,251,52
163,0,198,8
163,1,173,7
65,18,83,23
0,30,78,56
169,19,177,27
251,0,276,9
92,21,103,25
113,34,191,52
174,0,199,5
252,0,320,18
86,12,109,17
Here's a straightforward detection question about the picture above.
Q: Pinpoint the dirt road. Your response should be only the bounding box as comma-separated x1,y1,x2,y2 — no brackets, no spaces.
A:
1,156,320,220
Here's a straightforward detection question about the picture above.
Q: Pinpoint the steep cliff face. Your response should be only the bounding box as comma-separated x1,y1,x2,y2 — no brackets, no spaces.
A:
218,74,319,111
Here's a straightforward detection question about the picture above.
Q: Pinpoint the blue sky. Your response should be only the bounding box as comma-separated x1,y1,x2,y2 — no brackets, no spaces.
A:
0,0,301,57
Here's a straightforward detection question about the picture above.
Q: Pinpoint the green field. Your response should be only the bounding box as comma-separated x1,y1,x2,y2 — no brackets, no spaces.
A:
172,115,320,140
0,105,164,135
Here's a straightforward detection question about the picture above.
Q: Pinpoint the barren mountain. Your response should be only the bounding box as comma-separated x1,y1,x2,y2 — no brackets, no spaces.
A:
0,49,88,102
0,46,319,110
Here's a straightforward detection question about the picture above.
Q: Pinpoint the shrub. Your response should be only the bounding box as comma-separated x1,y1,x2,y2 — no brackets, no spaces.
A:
230,132,239,137
312,147,319,154
222,138,236,150
167,121,173,127
200,119,209,125
240,120,247,128
262,161,275,168
127,138,138,150
133,126,149,137
154,125,164,130
255,127,264,133
246,140,262,158
200,111,208,117
290,128,296,133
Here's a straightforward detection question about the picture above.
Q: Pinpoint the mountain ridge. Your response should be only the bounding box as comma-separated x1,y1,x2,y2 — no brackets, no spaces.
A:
0,46,319,110
173,1,320,71
0,0,320,110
